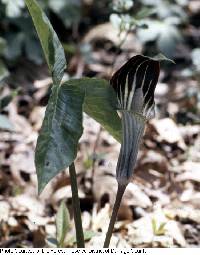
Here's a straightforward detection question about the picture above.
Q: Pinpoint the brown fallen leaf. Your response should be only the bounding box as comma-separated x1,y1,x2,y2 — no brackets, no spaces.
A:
165,206,200,224
150,118,186,150
127,207,187,247
124,183,152,209
175,162,200,183
32,227,46,248
137,150,169,174
83,23,142,52
29,106,45,131
0,201,10,222
88,233,130,248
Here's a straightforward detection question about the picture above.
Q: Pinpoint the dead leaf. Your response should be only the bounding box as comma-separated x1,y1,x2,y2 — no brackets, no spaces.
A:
83,23,142,52
165,220,187,247
91,203,110,233
0,201,10,221
150,118,186,150
127,207,187,247
175,162,200,183
124,183,152,209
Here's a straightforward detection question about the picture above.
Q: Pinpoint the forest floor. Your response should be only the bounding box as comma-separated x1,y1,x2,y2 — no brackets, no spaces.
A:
0,9,200,247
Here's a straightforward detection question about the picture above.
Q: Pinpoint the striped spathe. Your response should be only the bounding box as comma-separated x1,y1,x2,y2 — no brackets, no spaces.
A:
111,55,160,119
110,55,160,184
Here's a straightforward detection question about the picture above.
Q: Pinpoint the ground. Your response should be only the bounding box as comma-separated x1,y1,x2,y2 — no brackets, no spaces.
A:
0,0,200,248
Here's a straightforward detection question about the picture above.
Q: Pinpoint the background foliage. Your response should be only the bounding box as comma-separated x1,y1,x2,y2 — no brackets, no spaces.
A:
0,0,200,248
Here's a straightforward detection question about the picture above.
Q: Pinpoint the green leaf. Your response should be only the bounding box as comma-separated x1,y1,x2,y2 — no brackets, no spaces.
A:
56,200,70,247
0,60,9,83
0,95,12,110
4,33,24,61
83,230,95,241
25,0,66,85
66,78,122,142
0,38,7,55
0,114,13,131
36,78,121,193
152,218,157,234
135,7,156,20
26,1,121,194
152,218,166,236
0,90,18,110
66,230,95,246
49,0,81,28
83,157,93,170
157,222,166,235
35,84,85,193
25,0,72,193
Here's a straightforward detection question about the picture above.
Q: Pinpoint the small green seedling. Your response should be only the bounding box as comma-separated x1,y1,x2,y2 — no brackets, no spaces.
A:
46,200,95,248
152,218,167,236
46,200,70,248
56,200,71,247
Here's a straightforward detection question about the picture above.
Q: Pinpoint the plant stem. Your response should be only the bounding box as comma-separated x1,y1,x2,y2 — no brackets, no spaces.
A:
103,183,127,248
69,163,85,248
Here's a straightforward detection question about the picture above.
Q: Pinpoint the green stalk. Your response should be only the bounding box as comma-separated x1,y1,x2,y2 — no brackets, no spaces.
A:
103,184,127,248
69,163,85,248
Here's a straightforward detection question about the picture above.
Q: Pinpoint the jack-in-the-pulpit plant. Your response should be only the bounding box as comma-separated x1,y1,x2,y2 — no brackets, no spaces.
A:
104,55,160,247
111,55,160,185
25,0,166,248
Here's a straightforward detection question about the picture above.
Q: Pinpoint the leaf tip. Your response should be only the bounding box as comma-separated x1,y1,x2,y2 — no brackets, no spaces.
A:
153,53,175,64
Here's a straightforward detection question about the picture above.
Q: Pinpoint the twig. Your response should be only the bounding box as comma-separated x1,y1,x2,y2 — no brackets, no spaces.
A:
91,126,103,187
103,183,127,248
110,28,131,76
69,163,85,248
